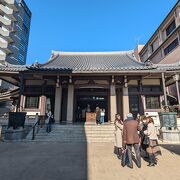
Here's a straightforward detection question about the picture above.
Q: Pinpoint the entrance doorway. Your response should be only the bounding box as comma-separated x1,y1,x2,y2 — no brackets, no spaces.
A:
129,95,139,119
74,88,109,123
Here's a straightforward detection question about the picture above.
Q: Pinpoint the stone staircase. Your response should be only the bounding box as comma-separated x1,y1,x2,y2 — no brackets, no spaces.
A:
30,124,115,142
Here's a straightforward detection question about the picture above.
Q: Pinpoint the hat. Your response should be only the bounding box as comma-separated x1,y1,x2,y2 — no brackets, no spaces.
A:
126,113,134,120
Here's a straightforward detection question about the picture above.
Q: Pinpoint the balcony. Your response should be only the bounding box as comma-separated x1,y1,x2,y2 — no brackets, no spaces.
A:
9,32,17,42
3,0,19,12
0,15,11,26
0,39,14,54
0,27,9,37
3,0,15,3
0,4,18,22
0,53,6,61
0,27,17,43
0,4,13,15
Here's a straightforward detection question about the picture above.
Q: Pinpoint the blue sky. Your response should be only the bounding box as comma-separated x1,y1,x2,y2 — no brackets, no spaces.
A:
25,0,178,64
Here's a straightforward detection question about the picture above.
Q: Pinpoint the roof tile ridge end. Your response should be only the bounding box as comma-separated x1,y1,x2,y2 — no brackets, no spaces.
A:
39,54,60,68
126,53,144,65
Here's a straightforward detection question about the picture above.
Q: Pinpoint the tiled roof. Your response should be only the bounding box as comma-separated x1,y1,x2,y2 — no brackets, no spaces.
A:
0,64,28,72
28,50,158,72
0,51,180,73
156,61,180,71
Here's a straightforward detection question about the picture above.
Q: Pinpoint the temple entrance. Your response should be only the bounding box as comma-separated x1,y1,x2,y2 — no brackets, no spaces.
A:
129,95,139,119
74,88,109,123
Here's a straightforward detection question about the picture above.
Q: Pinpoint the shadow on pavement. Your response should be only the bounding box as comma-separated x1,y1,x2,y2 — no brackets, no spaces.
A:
160,144,180,155
0,124,88,180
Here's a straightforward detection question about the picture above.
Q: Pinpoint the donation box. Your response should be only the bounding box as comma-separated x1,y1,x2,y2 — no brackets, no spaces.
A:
86,112,96,123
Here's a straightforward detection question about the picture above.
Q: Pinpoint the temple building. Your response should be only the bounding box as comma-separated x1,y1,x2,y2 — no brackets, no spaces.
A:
1,1,180,124
0,50,180,125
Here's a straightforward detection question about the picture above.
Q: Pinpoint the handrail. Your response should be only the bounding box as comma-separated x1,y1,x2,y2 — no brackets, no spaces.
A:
32,118,40,140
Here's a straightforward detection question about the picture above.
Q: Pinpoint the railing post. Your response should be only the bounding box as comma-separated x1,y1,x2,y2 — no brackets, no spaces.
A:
32,116,40,140
32,126,35,140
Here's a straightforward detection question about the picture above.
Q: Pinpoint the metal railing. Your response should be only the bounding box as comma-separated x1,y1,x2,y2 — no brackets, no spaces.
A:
32,119,40,140
31,115,45,140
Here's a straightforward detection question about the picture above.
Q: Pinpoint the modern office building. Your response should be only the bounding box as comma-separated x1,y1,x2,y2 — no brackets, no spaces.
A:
0,0,31,65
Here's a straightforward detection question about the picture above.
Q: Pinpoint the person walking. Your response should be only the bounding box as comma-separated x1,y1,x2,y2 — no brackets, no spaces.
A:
46,110,53,133
76,106,82,122
138,116,149,159
123,113,141,168
144,116,161,167
114,114,123,159
95,106,101,125
100,109,105,124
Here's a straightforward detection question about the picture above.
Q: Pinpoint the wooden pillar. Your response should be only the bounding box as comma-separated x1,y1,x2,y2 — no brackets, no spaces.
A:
66,84,74,123
116,88,120,114
122,86,129,120
110,83,117,123
18,73,24,112
54,86,62,122
176,81,180,105
162,72,168,107
122,76,129,120
40,81,47,116
19,95,24,112
174,74,180,105
40,95,46,115
138,79,144,115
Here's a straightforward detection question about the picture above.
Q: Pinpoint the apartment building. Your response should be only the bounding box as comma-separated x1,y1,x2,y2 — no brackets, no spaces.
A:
134,0,180,105
0,0,31,65
137,0,180,64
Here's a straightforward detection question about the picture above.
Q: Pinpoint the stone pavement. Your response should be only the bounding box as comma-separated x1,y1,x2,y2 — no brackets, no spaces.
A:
0,142,180,180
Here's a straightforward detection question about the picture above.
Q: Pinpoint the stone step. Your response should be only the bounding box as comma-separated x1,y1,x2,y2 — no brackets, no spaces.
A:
47,128,114,130
43,131,114,134
34,137,115,142
52,124,113,126
38,130,114,134
50,127,115,131
51,124,114,127
35,136,114,139
37,133,114,137
36,135,114,139
32,136,115,142
35,139,114,142
27,124,116,142
37,130,114,133
42,128,115,131
32,139,114,142
35,132,114,136
39,129,114,132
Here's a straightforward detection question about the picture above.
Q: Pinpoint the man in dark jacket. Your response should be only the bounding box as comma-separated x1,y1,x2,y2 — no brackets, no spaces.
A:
123,113,141,168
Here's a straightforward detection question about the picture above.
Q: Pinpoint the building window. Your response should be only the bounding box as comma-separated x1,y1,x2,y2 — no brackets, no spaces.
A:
151,44,154,53
145,96,160,109
166,20,176,37
18,53,25,62
23,23,29,34
142,86,161,92
164,38,178,56
25,96,39,109
128,86,139,92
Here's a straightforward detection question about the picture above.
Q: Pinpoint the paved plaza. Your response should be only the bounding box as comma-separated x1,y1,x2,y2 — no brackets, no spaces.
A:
0,142,180,180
